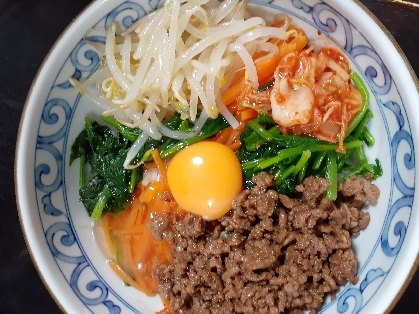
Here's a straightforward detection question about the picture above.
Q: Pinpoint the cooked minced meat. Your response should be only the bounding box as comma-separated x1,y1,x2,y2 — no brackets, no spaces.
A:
151,172,379,314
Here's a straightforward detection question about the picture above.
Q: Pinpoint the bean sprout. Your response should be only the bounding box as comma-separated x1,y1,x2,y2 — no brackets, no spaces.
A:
70,0,290,168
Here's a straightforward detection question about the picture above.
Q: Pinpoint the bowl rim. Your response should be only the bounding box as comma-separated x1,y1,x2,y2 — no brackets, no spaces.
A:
14,0,99,312
14,0,419,313
351,0,419,312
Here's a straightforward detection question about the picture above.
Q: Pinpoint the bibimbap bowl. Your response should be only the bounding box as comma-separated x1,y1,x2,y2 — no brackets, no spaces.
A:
15,0,419,313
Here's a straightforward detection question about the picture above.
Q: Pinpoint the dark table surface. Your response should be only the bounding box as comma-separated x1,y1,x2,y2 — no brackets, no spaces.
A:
1,0,418,313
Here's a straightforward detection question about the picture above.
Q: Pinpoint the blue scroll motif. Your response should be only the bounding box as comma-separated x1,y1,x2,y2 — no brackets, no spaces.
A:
291,0,312,13
56,69,82,89
359,268,385,292
312,3,353,52
149,0,164,10
35,2,148,313
289,1,415,313
104,301,123,314
38,98,72,144
337,288,363,314
33,1,414,313
35,143,62,193
66,37,103,89
105,1,146,30
35,98,72,194
70,262,108,305
85,35,107,45
44,211,123,313
46,225,115,314
46,222,86,264
350,46,391,95
381,196,413,256
300,1,391,97
42,194,63,216
391,130,415,196
337,269,386,313
70,40,101,73
382,100,405,129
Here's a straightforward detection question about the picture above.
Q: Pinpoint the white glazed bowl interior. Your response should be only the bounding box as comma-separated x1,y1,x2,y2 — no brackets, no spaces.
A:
16,0,419,313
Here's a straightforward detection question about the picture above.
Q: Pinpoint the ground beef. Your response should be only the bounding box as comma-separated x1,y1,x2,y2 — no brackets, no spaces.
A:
152,172,379,314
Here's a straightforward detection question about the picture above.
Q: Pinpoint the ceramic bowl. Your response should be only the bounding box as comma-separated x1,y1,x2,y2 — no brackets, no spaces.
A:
15,0,419,313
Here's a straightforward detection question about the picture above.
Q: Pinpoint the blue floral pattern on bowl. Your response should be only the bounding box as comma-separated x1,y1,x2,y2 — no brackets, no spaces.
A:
26,0,416,313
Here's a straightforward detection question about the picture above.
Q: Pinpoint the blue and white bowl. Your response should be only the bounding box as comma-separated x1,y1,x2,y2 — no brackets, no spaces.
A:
15,0,419,313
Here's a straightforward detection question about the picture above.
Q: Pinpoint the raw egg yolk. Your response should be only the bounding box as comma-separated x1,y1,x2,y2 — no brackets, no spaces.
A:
167,141,243,220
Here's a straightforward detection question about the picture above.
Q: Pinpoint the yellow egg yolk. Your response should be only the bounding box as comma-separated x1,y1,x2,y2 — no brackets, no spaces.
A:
167,141,243,220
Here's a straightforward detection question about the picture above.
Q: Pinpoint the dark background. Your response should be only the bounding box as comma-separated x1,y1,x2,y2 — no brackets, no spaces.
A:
1,0,418,313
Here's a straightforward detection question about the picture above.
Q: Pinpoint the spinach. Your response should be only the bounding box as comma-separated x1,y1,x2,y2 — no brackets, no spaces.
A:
158,114,229,160
70,71,379,216
237,72,382,198
70,112,230,220
100,112,228,163
70,117,137,219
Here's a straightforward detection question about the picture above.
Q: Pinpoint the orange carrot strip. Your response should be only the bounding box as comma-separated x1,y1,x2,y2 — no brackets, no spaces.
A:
143,161,157,169
221,80,245,106
132,226,153,264
255,33,308,84
155,240,173,264
154,243,166,264
163,242,173,263
140,181,158,203
226,121,247,146
103,147,179,298
228,141,242,152
161,199,173,213
221,32,308,106
128,237,155,296
125,202,140,227
228,102,238,115
102,214,116,256
107,203,135,230
133,197,148,225
108,259,145,292
147,190,169,216
239,108,258,122
132,270,155,296
214,126,233,144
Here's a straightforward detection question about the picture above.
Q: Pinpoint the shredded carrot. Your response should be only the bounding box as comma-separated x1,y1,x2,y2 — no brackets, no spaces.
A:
100,24,310,314
226,121,246,146
228,140,242,152
102,148,175,301
132,226,153,263
221,28,308,106
143,161,157,169
155,240,173,264
214,126,233,143
227,102,238,115
239,108,259,122
108,259,146,292
256,32,307,83
125,201,140,227
221,77,246,106
139,181,159,203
